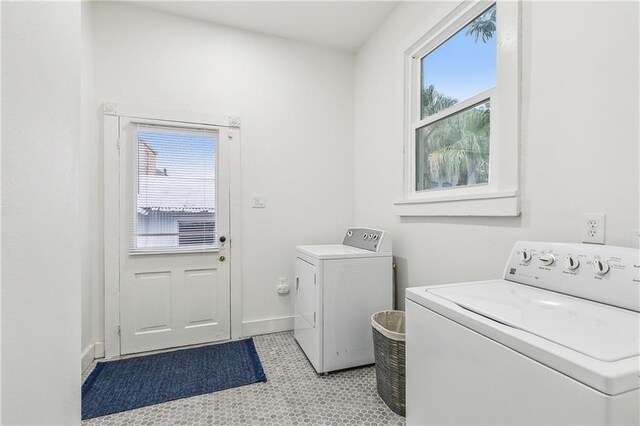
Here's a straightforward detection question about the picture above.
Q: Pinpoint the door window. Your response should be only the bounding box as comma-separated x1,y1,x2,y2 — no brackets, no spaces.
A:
133,125,217,253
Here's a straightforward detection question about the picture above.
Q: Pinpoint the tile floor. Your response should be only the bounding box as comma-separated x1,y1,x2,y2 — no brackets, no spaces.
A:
82,331,405,425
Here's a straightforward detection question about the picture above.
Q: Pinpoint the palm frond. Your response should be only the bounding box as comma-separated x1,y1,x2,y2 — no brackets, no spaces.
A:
422,85,458,117
466,5,496,43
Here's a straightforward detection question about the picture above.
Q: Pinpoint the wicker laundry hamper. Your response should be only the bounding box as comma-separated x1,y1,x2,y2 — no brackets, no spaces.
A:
371,310,406,416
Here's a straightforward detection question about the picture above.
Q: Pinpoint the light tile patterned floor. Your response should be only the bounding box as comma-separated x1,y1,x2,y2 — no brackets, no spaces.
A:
82,331,405,425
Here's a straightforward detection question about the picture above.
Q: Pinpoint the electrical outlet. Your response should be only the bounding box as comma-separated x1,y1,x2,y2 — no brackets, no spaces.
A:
582,214,606,244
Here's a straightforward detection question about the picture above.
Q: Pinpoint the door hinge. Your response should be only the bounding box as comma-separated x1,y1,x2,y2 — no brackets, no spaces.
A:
117,325,121,336
314,274,316,285
314,312,316,324
117,137,121,150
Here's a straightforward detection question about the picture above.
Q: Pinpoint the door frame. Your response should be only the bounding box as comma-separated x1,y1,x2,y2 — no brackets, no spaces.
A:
102,102,243,358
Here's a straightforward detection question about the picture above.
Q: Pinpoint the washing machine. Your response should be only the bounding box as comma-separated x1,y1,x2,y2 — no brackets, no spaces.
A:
406,241,640,425
294,228,392,374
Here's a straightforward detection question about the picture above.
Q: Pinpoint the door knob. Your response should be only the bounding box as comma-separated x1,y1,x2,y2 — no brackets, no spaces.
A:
219,255,226,262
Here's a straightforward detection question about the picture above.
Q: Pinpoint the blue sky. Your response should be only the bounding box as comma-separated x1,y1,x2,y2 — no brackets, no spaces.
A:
422,10,496,102
138,132,216,179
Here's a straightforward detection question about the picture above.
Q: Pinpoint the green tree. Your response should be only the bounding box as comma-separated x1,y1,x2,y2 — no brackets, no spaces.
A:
425,104,490,186
422,84,458,117
417,86,458,189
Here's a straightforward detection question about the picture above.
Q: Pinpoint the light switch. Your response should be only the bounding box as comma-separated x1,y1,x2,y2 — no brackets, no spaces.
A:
252,194,266,208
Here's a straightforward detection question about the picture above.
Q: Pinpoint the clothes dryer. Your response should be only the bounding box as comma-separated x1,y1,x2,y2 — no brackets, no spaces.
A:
294,228,392,374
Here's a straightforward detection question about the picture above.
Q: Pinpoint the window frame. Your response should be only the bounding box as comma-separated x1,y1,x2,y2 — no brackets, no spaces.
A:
397,0,520,216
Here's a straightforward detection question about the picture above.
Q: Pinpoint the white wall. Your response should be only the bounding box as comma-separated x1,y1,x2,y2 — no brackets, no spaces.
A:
0,2,3,420
88,2,354,342
1,1,81,424
354,1,640,308
80,0,103,369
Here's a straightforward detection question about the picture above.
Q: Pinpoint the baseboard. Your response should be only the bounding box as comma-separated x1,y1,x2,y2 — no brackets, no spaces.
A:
242,315,294,337
81,343,95,374
94,341,105,359
81,341,106,374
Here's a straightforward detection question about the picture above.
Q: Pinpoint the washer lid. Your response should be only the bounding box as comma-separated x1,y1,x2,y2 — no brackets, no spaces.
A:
407,280,640,395
295,244,391,260
428,281,639,362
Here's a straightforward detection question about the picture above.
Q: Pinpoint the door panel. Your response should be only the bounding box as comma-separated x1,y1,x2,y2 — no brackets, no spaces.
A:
119,118,231,355
132,271,172,333
184,268,218,327
295,257,316,328
293,255,321,372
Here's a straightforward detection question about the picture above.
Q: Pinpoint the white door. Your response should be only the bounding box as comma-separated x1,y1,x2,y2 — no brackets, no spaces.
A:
293,255,321,371
295,257,316,328
118,117,231,354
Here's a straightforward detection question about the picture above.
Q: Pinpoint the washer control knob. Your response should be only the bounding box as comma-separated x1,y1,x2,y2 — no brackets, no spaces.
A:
565,255,580,270
592,259,610,275
539,253,555,266
520,250,532,263
362,233,368,240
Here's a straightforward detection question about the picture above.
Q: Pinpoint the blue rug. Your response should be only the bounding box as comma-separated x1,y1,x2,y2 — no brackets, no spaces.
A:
82,338,267,420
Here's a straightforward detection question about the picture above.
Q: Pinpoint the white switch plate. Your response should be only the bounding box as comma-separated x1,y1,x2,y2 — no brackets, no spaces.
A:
582,214,606,244
252,194,266,208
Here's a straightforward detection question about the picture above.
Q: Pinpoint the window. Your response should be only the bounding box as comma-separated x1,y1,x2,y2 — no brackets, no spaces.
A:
133,125,217,252
398,1,520,216
417,4,495,191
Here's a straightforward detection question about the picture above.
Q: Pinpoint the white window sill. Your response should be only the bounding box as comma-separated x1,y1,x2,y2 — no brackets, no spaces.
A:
394,190,520,217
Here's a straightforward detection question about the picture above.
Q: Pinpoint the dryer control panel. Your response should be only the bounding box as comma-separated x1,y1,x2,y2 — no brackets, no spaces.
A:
505,241,640,312
343,228,392,253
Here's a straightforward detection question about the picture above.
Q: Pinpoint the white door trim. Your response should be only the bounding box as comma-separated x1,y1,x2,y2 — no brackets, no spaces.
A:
102,102,242,358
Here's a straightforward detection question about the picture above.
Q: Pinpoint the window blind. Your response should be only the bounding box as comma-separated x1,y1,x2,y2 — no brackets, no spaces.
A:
132,124,217,253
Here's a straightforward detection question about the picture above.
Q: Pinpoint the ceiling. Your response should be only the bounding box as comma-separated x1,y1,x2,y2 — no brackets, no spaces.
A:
132,1,400,52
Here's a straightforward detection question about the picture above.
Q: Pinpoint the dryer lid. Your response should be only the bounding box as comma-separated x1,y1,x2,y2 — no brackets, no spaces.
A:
295,244,391,260
428,280,640,362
